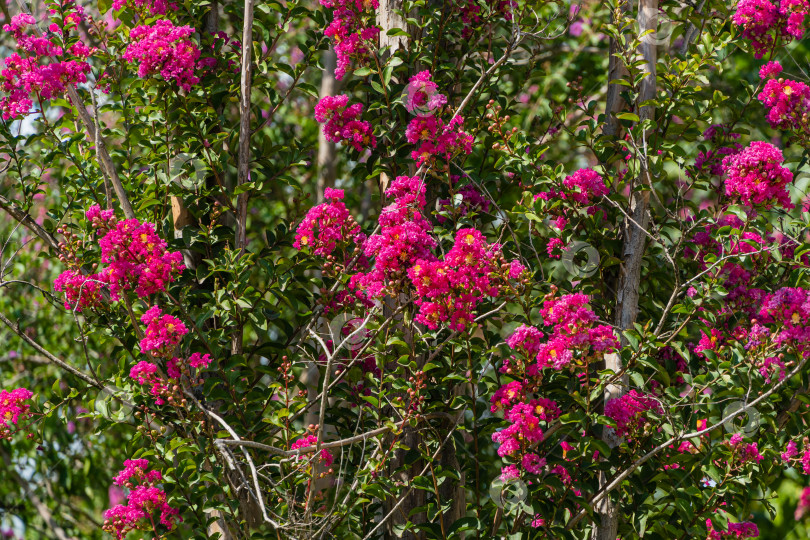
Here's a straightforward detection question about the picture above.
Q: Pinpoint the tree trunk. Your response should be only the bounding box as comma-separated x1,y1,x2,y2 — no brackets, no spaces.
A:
377,0,409,53
594,0,657,538
603,0,631,139
316,46,339,204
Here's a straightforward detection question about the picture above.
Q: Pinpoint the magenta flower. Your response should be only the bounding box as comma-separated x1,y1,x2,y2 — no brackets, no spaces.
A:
294,186,364,258
290,434,334,467
103,459,180,539
0,388,34,439
604,390,663,438
123,20,201,91
139,306,188,356
722,141,794,210
315,94,376,151
404,70,447,115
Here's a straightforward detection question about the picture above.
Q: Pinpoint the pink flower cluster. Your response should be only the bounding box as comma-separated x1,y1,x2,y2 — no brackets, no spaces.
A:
112,0,177,15
534,168,609,256
535,168,608,210
131,352,211,405
103,459,180,539
728,433,764,464
706,519,760,539
320,0,380,80
53,270,105,311
406,112,474,166
294,187,365,258
491,291,617,476
492,397,559,457
408,229,522,332
562,168,609,205
733,0,810,57
130,361,169,405
350,175,436,299
722,141,794,210
409,228,522,331
123,20,201,92
346,174,523,329
500,292,619,377
315,94,377,152
140,306,188,356
404,70,447,114
782,0,810,37
682,212,801,348
756,287,810,356
401,72,473,165
85,205,185,300
604,390,663,439
291,434,334,467
187,352,212,369
0,387,33,440
0,10,93,119
758,61,810,142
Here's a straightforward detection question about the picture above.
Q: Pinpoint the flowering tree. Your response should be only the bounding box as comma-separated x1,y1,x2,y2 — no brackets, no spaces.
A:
3,0,810,538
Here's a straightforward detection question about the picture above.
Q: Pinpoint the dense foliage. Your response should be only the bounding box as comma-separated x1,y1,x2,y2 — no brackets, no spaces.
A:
2,0,810,538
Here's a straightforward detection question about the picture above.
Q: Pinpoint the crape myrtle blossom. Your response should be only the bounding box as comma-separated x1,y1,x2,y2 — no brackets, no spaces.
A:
404,70,448,114
727,433,765,465
533,168,610,258
314,95,377,151
0,388,34,440
535,167,608,209
0,7,93,120
293,175,526,330
131,351,212,406
706,518,760,539
797,486,810,519
781,0,810,37
778,438,810,477
757,61,810,142
103,459,180,539
291,434,334,467
81,205,185,301
682,211,810,381
408,228,525,332
401,72,472,165
123,20,201,92
53,270,105,311
406,114,473,166
733,0,810,57
140,306,188,357
320,0,380,80
562,168,609,205
604,390,663,439
294,187,365,260
721,141,794,210
492,290,618,477
733,0,783,57
350,175,437,299
129,361,170,405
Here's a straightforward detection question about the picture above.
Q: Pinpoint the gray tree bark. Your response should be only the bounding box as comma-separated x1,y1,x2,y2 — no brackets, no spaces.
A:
316,47,339,204
594,0,657,538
